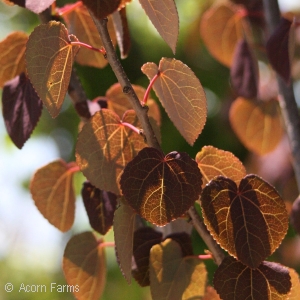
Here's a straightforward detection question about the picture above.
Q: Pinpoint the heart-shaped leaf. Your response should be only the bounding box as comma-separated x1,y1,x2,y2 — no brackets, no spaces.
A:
195,145,246,187
0,31,27,87
6,0,55,14
76,109,147,194
201,175,289,268
150,238,207,300
82,0,121,20
138,0,179,53
229,97,283,155
81,182,118,235
26,21,80,118
288,268,300,300
141,58,207,146
30,160,76,232
63,232,106,300
2,72,43,149
214,256,291,300
120,147,203,226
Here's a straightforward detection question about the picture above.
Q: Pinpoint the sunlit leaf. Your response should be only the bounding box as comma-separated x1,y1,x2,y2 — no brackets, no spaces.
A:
150,238,207,300
2,72,43,149
288,268,300,300
30,160,76,232
63,232,106,300
214,256,291,300
26,21,80,118
76,109,146,194
0,31,27,87
6,0,55,14
138,0,179,53
229,97,283,155
141,58,207,146
81,182,118,235
120,147,202,226
290,195,300,235
62,3,116,68
195,145,246,187
200,2,248,67
114,202,136,283
201,175,289,268
82,0,121,20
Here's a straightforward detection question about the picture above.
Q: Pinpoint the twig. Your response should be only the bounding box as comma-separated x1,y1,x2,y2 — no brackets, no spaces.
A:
262,0,300,191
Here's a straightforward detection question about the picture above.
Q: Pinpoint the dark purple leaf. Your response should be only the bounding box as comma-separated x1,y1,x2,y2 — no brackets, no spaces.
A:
2,72,42,149
8,0,55,14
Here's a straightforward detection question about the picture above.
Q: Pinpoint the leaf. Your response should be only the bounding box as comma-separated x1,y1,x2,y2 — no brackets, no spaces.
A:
203,286,221,300
132,227,163,286
230,39,259,98
26,21,80,118
229,97,283,155
138,0,179,53
6,0,55,14
165,232,193,257
214,256,291,300
200,2,247,67
0,31,27,87
63,232,106,300
141,58,207,146
200,175,289,268
76,109,147,194
287,268,300,300
82,0,121,20
62,3,116,68
30,160,76,232
266,17,293,84
290,195,300,235
2,72,43,149
81,182,118,235
149,238,207,300
195,145,246,187
113,202,136,284
120,147,203,226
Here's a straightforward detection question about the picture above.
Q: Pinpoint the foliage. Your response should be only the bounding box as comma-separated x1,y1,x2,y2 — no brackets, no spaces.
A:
1,0,300,299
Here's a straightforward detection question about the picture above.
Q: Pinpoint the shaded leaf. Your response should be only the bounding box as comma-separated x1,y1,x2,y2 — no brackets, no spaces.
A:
229,97,283,155
288,268,300,300
114,202,136,283
132,227,163,286
2,72,43,149
201,175,289,268
63,232,106,300
214,256,291,300
150,238,207,300
203,286,221,300
230,39,259,98
82,181,118,235
290,195,300,235
266,17,293,84
200,2,247,67
165,232,193,257
195,145,246,187
141,58,207,146
138,0,179,53
6,0,55,14
26,21,80,118
0,31,27,87
76,109,147,194
30,160,76,232
82,0,121,20
62,3,116,68
120,147,202,226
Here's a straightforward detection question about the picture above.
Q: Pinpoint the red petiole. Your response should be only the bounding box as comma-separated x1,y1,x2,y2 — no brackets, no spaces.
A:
70,41,106,56
142,71,160,106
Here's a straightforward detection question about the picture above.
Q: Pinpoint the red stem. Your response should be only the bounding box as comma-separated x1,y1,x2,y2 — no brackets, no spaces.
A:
71,41,106,55
98,242,115,249
142,72,160,106
56,1,83,16
121,122,141,135
198,254,213,260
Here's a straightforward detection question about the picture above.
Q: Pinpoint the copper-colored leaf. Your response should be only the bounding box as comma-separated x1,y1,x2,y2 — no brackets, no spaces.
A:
6,0,55,14
214,256,291,300
141,58,207,146
290,195,300,235
195,145,246,187
82,0,121,20
26,21,80,118
0,31,27,87
30,160,76,232
200,2,247,67
229,97,283,155
149,238,207,300
138,0,179,53
288,268,300,300
63,232,106,300
76,109,146,195
120,147,203,226
81,182,117,235
62,3,116,68
203,286,221,300
2,72,43,149
114,202,136,284
201,175,289,268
